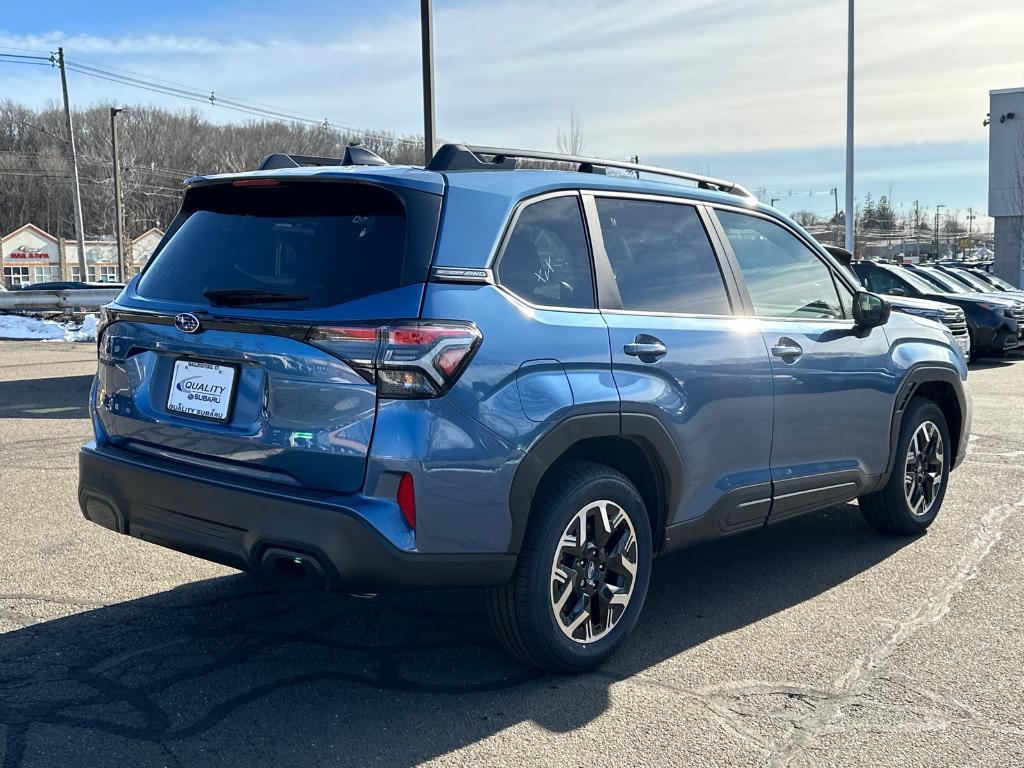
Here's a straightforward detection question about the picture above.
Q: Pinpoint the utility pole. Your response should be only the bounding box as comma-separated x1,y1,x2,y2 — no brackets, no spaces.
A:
57,47,88,281
934,204,945,261
420,0,436,166
110,107,126,280
844,0,855,253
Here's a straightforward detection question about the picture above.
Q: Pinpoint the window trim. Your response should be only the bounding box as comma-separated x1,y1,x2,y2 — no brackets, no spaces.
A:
583,191,743,318
707,203,857,323
491,190,601,313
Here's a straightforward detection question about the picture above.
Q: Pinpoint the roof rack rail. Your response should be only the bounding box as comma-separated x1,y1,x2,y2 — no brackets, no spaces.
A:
257,144,388,171
426,144,753,198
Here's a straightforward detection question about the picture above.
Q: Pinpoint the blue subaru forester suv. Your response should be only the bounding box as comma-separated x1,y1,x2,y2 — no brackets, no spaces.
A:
80,144,970,672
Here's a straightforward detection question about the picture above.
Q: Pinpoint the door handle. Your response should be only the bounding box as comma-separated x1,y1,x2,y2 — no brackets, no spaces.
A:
770,337,803,362
623,335,668,363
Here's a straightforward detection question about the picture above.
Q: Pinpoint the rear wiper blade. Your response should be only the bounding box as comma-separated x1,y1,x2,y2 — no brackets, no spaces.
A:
202,288,308,306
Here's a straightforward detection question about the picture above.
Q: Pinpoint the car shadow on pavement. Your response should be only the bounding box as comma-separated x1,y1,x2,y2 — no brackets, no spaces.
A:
0,503,913,768
969,359,1018,371
0,375,92,420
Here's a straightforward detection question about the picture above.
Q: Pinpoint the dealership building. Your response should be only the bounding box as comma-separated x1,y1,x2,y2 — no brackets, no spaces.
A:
1,225,163,289
989,86,1024,288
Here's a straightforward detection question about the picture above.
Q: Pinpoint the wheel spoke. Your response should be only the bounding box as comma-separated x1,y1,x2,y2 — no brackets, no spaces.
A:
552,575,575,614
921,474,935,504
595,501,614,547
565,609,591,637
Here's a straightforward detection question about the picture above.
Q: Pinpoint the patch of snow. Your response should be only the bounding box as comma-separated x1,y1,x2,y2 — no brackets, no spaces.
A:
0,313,99,342
64,314,99,342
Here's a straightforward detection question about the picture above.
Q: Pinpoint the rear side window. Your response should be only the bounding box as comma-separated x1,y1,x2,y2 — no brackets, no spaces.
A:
137,181,439,309
595,198,731,315
496,195,595,309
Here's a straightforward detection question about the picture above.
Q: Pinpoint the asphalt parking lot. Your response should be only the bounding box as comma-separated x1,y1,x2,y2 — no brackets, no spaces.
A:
0,340,1022,768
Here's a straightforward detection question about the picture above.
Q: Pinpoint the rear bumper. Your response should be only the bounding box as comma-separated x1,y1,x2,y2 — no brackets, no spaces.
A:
78,443,515,591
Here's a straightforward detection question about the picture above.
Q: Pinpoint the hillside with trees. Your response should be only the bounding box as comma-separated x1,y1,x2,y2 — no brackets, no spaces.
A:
0,99,424,240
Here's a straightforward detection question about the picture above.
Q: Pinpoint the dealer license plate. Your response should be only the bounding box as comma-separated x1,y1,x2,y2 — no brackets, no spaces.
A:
166,359,236,421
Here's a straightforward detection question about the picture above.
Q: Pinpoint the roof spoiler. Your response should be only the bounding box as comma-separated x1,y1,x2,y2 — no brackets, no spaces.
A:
257,144,389,170
426,144,753,198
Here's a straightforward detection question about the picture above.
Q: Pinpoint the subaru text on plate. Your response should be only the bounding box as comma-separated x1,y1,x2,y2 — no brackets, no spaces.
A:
80,144,970,672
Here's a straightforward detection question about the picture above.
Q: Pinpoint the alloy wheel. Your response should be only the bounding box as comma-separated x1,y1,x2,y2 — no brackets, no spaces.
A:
549,500,639,643
904,421,944,517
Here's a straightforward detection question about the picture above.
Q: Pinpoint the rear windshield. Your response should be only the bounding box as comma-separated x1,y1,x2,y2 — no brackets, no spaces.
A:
137,181,439,309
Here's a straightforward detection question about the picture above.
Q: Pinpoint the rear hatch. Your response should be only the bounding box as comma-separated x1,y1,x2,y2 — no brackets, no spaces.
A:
96,174,442,493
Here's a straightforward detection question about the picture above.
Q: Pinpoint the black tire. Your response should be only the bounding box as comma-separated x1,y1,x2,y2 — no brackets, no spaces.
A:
859,397,950,535
488,461,653,673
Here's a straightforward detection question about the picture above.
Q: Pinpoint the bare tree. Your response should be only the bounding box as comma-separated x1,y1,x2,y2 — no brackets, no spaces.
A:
555,106,586,156
0,99,426,240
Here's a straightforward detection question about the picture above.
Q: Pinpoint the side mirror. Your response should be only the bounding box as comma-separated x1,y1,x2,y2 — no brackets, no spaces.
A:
853,291,891,328
889,287,906,297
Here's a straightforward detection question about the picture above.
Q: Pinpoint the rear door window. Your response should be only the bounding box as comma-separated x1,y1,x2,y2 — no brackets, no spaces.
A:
595,198,732,315
137,181,439,309
496,195,596,309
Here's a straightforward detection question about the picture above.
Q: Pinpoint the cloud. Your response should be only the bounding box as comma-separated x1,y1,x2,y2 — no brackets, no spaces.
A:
1,0,1021,159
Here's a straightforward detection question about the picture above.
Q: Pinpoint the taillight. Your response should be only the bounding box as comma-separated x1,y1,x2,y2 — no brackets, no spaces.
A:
307,321,481,399
97,305,113,361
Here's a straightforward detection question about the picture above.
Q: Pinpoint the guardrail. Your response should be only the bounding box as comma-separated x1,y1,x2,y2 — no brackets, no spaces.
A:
0,288,121,311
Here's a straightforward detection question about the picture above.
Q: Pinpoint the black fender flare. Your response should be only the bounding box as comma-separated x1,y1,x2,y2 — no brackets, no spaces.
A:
506,412,683,554
876,363,966,490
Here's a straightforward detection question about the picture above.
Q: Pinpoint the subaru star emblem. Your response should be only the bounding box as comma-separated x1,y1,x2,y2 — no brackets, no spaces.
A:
174,313,201,334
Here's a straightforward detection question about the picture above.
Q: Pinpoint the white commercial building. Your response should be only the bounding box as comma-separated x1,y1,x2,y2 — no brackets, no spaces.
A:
1,224,61,288
0,224,165,288
988,86,1024,288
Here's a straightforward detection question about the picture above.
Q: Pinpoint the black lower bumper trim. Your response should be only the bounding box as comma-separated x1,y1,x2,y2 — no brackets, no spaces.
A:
78,444,515,591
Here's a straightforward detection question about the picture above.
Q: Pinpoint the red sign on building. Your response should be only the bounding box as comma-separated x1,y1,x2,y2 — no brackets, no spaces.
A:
9,250,49,260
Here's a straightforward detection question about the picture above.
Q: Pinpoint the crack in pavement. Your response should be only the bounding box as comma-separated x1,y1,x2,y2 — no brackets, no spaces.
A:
762,496,1024,767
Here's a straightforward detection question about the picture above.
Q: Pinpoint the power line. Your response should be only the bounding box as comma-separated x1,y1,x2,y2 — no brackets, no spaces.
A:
4,48,424,148
60,56,423,146
0,52,50,61
0,45,53,55
0,58,52,67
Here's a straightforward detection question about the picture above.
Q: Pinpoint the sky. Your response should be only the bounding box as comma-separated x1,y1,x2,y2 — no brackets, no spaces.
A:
2,0,1022,224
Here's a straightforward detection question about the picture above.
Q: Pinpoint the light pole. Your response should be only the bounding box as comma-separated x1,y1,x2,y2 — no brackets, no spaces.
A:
844,0,855,252
420,0,436,166
934,204,945,260
110,107,126,280
832,187,840,245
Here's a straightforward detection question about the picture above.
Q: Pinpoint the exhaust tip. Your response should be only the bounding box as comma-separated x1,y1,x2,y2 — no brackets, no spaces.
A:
260,547,326,588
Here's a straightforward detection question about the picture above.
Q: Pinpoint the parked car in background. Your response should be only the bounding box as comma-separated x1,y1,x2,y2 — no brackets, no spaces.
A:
962,268,1020,292
16,281,126,291
826,248,970,360
853,261,1022,357
80,144,971,671
907,264,1024,304
933,265,1024,299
